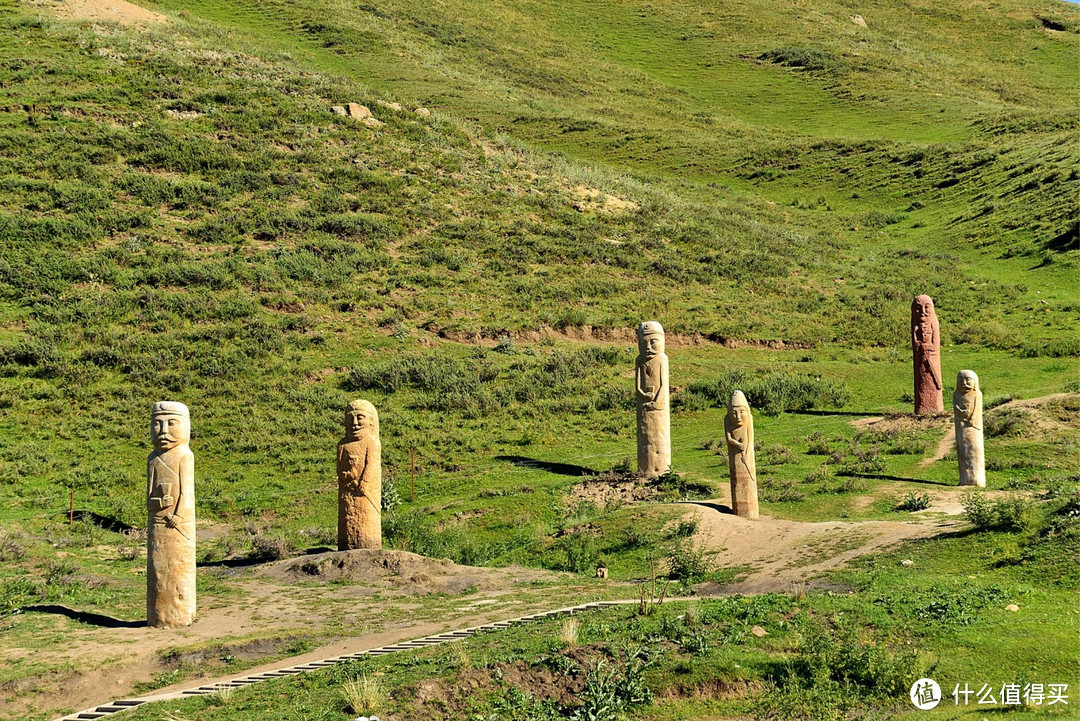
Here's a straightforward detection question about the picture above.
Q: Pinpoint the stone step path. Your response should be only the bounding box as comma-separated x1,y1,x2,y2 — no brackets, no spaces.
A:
55,598,674,721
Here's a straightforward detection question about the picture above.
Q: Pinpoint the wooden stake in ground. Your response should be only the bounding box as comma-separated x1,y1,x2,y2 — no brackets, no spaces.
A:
69,488,73,527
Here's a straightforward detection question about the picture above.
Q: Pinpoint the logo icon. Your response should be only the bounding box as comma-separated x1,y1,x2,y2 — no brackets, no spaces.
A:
910,678,942,710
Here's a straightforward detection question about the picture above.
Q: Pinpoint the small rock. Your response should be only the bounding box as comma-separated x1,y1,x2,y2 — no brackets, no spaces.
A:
415,107,431,117
165,109,202,120
595,566,608,579
330,105,347,117
378,101,403,112
363,117,385,129
850,14,867,27
751,625,768,637
1005,604,1019,612
901,559,914,566
347,102,372,120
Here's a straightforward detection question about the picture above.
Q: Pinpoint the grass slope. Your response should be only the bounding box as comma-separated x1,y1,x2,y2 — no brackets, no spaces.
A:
0,0,1077,718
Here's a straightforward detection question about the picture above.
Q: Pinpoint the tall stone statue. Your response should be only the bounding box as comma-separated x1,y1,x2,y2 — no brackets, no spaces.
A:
338,399,382,550
725,391,759,519
147,401,196,628
953,370,985,488
911,294,944,415
635,321,671,477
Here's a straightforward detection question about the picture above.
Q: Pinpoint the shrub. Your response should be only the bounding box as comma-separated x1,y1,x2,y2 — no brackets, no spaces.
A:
381,473,403,511
675,369,849,415
759,47,849,75
961,493,1037,532
1018,337,1080,358
559,618,580,649
667,539,714,581
248,533,294,561
895,492,931,512
985,407,1029,437
339,674,388,715
761,477,806,503
757,619,917,719
669,518,698,539
759,443,797,465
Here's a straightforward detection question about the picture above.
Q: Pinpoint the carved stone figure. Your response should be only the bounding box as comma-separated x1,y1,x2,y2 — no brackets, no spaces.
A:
953,370,985,487
338,400,382,550
147,401,196,628
635,321,671,476
725,391,759,519
911,295,944,414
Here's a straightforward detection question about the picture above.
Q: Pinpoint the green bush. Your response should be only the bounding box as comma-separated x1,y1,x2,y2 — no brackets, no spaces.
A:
1018,337,1080,358
961,493,1037,532
758,618,917,719
676,370,849,415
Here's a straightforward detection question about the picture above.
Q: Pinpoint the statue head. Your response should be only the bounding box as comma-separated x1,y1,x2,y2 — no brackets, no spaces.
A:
956,370,979,393
345,399,378,441
637,321,665,357
911,295,935,322
728,390,751,427
151,401,190,451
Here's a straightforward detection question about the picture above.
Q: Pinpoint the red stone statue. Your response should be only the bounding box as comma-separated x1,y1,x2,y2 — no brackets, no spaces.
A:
911,295,944,414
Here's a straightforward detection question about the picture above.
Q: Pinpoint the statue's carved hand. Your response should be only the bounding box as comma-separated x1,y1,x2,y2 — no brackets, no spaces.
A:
164,514,179,529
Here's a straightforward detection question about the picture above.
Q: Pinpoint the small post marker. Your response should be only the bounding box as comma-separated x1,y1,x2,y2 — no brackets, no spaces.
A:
69,488,74,527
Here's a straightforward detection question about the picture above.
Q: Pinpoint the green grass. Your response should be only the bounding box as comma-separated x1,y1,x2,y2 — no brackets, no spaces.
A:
113,503,1078,720
0,0,1077,717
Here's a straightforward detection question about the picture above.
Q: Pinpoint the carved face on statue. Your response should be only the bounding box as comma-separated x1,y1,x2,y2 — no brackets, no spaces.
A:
912,295,935,322
151,402,190,451
957,370,978,393
728,391,750,428
637,321,665,358
345,400,378,441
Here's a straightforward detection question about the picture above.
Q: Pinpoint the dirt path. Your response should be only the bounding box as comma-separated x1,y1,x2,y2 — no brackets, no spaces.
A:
34,0,168,25
3,551,582,720
920,425,956,467
906,393,1071,468
683,499,961,594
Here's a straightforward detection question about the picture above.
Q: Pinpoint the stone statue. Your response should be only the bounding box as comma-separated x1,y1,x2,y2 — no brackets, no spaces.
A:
911,294,944,415
635,321,671,476
724,391,759,519
146,401,196,628
953,370,985,487
338,400,382,550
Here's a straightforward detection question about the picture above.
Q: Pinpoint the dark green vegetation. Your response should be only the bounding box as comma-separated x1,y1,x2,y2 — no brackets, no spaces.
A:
117,494,1078,720
0,0,1077,718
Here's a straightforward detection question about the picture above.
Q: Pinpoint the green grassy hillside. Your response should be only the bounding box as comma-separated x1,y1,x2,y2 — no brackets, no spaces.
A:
0,0,1077,718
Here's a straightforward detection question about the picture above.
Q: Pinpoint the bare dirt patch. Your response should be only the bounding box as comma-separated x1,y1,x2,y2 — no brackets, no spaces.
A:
684,500,959,594
565,472,711,510
40,0,168,25
264,548,555,595
430,324,811,349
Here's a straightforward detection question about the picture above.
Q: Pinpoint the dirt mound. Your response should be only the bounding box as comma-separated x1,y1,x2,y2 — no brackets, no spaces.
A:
264,548,553,595
566,472,712,510
43,0,168,25
850,414,949,433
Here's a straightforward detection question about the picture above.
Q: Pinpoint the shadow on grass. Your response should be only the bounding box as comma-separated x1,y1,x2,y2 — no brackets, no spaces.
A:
789,409,879,418
64,510,135,534
839,472,951,486
22,604,144,628
494,455,599,476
